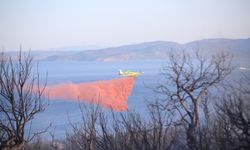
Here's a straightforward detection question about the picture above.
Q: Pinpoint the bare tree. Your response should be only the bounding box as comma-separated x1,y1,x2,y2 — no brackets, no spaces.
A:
65,101,179,150
65,103,100,150
116,103,179,150
0,51,48,150
49,127,64,150
156,51,232,149
213,74,250,149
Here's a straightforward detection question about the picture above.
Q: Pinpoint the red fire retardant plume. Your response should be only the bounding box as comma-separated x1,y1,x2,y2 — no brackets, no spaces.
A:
44,77,135,111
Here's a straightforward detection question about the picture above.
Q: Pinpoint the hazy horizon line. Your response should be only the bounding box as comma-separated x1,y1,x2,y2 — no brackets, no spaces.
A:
3,36,250,52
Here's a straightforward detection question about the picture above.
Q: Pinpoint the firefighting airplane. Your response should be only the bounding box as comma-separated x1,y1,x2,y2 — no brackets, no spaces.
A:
119,69,144,77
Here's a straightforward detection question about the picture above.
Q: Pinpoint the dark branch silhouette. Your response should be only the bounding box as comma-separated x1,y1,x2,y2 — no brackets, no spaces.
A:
155,51,232,149
0,51,48,150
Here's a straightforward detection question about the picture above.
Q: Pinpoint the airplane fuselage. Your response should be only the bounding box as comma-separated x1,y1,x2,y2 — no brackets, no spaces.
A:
119,70,144,77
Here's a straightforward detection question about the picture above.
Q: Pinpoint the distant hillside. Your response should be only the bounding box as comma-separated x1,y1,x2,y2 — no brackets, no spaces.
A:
183,38,250,58
7,38,250,61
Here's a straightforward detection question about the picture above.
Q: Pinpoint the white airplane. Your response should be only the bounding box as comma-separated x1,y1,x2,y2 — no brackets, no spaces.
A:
119,69,144,77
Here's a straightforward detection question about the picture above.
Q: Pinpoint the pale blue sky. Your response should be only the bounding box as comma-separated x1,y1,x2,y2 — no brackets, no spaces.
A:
0,0,250,50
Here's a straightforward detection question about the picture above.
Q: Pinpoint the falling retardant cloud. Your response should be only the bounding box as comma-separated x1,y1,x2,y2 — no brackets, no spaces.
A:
44,77,135,111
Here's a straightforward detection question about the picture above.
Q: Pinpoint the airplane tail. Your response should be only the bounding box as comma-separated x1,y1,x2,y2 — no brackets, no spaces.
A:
119,69,123,75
